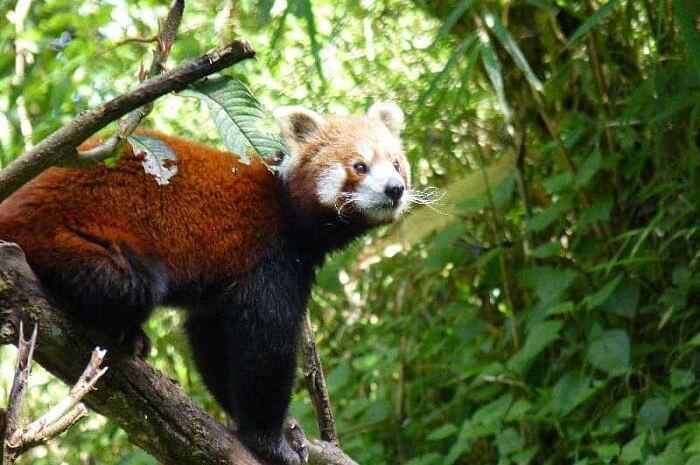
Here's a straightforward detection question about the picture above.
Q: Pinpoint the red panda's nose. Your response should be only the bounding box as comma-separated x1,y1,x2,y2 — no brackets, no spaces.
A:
384,180,404,203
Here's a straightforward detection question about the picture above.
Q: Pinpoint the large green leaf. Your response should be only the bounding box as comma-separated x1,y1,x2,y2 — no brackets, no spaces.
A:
550,371,595,416
508,320,563,372
588,329,630,376
637,397,670,430
182,75,288,164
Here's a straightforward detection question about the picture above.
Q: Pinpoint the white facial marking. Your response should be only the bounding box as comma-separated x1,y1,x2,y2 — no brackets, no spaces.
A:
356,144,373,162
317,164,347,206
276,152,299,180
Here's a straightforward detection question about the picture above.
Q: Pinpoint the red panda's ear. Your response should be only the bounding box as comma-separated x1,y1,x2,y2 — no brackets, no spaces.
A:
274,106,326,147
368,102,404,137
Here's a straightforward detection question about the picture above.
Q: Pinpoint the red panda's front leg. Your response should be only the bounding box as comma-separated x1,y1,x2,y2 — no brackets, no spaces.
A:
185,248,313,465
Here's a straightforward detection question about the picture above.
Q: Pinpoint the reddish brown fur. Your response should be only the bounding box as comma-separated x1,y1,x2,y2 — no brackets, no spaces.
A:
0,131,282,284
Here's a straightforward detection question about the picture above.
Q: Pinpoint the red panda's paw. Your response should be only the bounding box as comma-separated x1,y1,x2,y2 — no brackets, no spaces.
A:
284,418,309,463
116,327,152,359
238,430,303,465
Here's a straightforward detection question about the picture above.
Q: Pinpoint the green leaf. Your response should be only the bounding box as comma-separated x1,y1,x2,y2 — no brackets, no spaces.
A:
483,12,544,92
295,0,326,83
638,398,670,431
418,33,477,107
496,427,524,456
527,198,572,232
542,172,574,193
519,266,579,306
326,362,350,391
670,369,695,390
182,76,288,164
531,241,561,258
584,274,623,310
576,150,603,186
472,393,513,425
427,424,458,441
644,440,684,465
565,0,622,47
546,301,575,316
620,433,646,464
588,329,630,376
673,0,700,79
433,0,476,44
551,371,594,416
256,0,276,27
601,279,640,318
508,320,563,372
579,198,613,229
594,443,620,464
128,134,178,185
480,37,512,123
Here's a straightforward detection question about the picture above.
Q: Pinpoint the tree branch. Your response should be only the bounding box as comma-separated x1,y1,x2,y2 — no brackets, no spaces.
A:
0,40,256,202
80,0,185,162
300,314,339,444
0,241,359,465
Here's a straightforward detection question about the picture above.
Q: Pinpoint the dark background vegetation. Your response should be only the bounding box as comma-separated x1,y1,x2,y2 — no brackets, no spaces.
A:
1,0,698,464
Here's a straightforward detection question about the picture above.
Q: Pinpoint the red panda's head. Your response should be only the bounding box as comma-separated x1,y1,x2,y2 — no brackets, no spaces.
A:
274,103,410,225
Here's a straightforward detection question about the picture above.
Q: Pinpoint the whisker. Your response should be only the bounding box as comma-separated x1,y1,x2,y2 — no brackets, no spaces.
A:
403,187,448,216
334,192,359,220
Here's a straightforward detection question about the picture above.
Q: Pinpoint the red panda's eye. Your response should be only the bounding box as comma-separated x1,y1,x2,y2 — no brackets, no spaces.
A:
393,160,401,172
354,162,368,175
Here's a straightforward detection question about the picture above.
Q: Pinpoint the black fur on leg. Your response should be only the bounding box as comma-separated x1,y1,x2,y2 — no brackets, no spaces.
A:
36,239,168,356
185,242,313,465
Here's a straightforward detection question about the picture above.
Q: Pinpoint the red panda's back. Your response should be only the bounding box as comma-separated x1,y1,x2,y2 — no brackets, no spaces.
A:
0,132,284,284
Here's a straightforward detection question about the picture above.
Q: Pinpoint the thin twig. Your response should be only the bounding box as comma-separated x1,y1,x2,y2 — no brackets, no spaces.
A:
2,322,37,465
76,0,185,161
8,348,108,450
300,313,339,444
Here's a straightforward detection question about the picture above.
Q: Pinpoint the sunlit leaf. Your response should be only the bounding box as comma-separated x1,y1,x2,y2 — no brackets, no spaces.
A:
128,134,178,185
483,12,544,92
293,0,326,83
479,36,512,123
182,75,288,164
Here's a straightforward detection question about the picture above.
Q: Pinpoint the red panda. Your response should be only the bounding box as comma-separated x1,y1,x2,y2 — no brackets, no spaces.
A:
0,102,410,465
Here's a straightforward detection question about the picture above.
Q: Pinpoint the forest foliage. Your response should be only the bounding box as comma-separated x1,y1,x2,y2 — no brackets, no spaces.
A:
1,0,699,464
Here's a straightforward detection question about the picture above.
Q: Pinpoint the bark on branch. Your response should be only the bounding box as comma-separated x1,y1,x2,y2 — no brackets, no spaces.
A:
0,241,359,465
0,40,255,202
